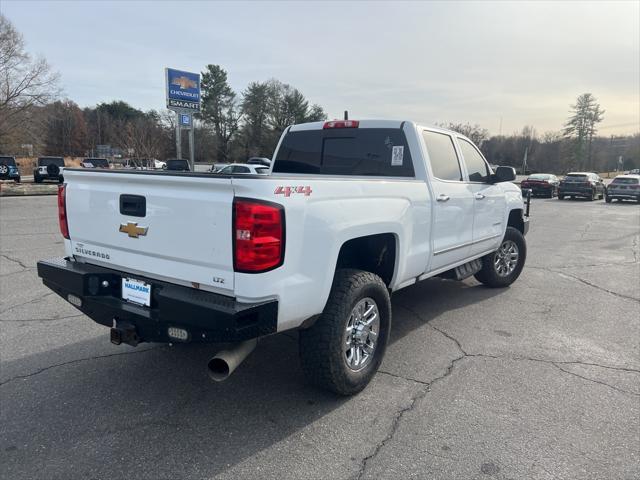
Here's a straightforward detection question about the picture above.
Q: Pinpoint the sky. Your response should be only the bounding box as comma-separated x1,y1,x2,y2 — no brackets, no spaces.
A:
2,0,639,136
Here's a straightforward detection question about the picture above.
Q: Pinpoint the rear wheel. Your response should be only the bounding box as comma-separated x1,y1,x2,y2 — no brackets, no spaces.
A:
34,175,42,183
299,269,391,395
605,194,612,203
474,227,527,288
558,194,564,200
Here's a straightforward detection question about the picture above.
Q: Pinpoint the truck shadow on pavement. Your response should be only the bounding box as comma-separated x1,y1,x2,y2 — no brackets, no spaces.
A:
0,277,505,479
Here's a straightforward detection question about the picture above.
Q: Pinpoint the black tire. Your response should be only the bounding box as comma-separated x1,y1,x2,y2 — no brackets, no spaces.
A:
474,227,527,288
558,194,564,200
299,269,391,396
58,175,64,183
14,176,20,183
605,195,611,203
34,175,42,183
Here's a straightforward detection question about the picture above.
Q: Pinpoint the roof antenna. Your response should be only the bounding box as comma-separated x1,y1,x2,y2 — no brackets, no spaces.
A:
344,110,349,120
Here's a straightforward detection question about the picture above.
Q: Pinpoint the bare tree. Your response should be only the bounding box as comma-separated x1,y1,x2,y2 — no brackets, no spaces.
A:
0,14,59,146
437,121,489,146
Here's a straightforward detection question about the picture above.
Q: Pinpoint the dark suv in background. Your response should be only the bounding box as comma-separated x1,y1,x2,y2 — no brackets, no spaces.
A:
165,159,190,171
81,158,109,169
34,157,65,183
0,156,21,183
558,172,605,201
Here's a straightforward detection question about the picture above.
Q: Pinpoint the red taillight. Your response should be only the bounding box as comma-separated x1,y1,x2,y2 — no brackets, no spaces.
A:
58,184,69,239
323,120,359,129
233,198,284,273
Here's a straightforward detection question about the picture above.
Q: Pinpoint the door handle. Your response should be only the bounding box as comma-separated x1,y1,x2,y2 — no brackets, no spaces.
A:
475,193,486,200
436,194,450,202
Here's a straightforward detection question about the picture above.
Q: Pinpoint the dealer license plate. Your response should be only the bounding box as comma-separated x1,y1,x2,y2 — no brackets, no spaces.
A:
122,277,151,307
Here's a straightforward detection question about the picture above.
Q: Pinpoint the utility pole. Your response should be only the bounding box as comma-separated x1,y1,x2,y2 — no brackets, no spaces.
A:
175,112,182,160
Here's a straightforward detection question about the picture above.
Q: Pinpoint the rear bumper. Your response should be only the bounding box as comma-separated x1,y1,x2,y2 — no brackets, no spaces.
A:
0,172,20,179
521,185,553,195
37,257,278,344
558,187,593,197
607,190,639,199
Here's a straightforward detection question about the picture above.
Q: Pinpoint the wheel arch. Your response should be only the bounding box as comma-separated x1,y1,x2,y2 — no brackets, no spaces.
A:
334,232,398,288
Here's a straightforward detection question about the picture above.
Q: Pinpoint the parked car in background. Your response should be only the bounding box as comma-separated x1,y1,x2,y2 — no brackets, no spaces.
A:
629,168,640,175
34,157,65,183
0,156,21,183
247,157,271,167
520,173,559,197
558,172,605,200
216,163,270,175
81,158,110,169
605,174,640,203
165,159,190,171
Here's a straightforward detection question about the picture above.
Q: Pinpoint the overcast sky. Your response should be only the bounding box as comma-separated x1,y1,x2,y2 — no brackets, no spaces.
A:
2,1,639,136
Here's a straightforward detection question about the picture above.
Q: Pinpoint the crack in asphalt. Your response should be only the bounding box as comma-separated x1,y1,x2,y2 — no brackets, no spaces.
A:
413,305,640,394
0,346,164,387
551,363,639,396
0,292,55,315
0,313,84,323
356,301,640,478
527,265,639,303
0,253,30,270
356,352,465,480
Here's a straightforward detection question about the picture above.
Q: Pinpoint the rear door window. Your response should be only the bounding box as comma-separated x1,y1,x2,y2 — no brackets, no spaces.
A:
458,139,490,183
612,177,639,184
422,131,462,181
273,128,415,177
38,157,64,167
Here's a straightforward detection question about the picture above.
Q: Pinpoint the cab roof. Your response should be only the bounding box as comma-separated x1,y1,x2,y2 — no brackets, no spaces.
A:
288,119,472,142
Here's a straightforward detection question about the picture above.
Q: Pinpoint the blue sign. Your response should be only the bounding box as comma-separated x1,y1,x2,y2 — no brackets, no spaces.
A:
166,68,201,111
179,113,192,127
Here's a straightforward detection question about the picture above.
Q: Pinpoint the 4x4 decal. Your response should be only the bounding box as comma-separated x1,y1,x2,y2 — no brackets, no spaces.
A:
274,185,312,197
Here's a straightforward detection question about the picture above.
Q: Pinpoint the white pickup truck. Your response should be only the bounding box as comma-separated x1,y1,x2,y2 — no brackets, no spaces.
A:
38,119,529,395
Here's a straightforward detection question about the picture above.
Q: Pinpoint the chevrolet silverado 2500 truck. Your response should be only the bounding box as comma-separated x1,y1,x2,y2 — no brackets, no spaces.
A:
38,120,529,395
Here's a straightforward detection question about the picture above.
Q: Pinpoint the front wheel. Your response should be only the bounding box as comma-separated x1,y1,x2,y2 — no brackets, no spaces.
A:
474,227,527,288
605,195,612,203
558,194,564,200
299,269,391,395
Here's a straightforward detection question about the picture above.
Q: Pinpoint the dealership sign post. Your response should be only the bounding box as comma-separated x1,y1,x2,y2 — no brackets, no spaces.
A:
165,68,200,171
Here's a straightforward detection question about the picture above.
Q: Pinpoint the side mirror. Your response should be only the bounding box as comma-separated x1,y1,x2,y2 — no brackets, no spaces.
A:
493,166,516,183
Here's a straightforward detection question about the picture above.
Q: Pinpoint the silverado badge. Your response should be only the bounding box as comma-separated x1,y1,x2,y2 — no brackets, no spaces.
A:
119,222,148,238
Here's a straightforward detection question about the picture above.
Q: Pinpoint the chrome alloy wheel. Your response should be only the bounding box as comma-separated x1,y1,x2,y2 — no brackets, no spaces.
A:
494,240,519,277
343,297,380,371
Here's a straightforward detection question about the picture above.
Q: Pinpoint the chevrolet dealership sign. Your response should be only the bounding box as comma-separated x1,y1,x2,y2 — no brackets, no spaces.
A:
165,68,201,112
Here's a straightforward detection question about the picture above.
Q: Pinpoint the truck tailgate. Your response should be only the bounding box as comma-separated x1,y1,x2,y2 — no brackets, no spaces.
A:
64,170,235,293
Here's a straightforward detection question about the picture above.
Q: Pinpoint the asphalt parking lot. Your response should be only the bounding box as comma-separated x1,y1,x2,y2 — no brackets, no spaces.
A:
1,195,639,480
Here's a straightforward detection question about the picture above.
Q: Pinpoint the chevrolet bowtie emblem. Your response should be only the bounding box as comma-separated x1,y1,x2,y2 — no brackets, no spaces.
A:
171,76,197,89
119,222,148,238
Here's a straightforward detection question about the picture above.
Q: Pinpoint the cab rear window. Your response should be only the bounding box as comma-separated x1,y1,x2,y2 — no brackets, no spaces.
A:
0,157,16,166
612,177,639,184
564,174,588,182
273,128,415,177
